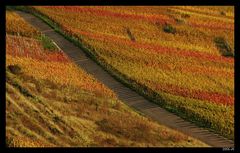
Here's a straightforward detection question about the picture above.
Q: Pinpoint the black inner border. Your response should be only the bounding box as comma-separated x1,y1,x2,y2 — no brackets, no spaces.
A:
1,1,239,153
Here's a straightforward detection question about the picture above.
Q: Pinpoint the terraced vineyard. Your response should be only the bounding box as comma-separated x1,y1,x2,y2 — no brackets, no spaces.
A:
6,9,209,147
26,6,234,140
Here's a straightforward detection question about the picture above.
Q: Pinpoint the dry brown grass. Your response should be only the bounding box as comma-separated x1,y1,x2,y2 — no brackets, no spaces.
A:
6,70,209,147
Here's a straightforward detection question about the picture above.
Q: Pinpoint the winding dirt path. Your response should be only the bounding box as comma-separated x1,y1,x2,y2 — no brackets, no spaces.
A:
16,10,234,147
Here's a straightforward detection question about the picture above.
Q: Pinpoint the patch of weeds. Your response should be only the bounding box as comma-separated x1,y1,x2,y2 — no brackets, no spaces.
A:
6,136,15,147
168,133,187,142
95,103,99,111
44,79,60,90
174,18,185,24
220,11,226,16
214,37,234,57
53,116,62,123
19,86,34,98
181,13,190,18
48,126,62,135
6,73,35,99
20,74,44,94
46,136,58,145
163,23,176,34
96,118,108,130
7,65,22,75
103,137,117,146
125,27,136,42
10,79,34,99
37,35,58,51
113,102,121,110
34,81,43,93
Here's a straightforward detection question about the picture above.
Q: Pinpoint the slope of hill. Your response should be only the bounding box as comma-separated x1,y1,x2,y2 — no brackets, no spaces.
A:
6,10,209,147
24,6,234,140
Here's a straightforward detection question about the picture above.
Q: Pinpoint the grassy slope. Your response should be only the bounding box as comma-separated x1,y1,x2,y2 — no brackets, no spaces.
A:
21,6,234,140
6,10,208,147
6,67,208,147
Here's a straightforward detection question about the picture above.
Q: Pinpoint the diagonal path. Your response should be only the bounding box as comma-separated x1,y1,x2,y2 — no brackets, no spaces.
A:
16,11,234,147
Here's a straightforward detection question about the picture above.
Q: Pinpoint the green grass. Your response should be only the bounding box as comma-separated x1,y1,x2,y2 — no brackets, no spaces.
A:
214,36,234,57
163,23,177,34
37,34,58,51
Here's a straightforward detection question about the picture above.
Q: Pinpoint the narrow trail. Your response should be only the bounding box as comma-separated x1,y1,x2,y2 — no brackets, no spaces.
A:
16,11,234,147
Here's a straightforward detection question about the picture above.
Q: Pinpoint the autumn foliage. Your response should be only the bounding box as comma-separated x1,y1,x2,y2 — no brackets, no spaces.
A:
6,9,210,147
31,6,234,139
